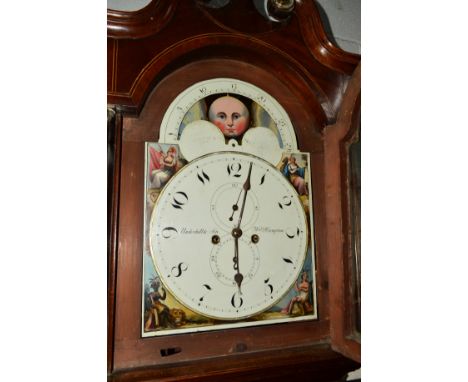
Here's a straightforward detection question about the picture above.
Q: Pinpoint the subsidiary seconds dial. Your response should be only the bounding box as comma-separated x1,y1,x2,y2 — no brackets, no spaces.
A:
149,152,308,320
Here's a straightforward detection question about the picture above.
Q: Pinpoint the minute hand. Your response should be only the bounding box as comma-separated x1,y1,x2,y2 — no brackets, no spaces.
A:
237,162,253,228
233,161,253,294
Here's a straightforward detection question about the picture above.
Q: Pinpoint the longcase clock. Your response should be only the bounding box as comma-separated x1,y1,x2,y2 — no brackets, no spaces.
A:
108,1,361,381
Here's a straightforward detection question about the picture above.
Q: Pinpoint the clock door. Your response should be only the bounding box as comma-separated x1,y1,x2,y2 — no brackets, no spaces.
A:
324,63,361,362
108,0,360,380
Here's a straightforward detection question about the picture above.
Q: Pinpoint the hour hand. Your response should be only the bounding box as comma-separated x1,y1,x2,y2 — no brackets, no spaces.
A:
234,272,243,293
232,234,243,294
229,194,241,222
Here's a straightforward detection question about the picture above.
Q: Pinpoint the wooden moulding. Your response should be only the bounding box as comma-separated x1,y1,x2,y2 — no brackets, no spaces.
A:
106,0,359,74
107,0,359,118
295,0,360,75
107,0,362,379
121,57,328,142
324,63,361,363
111,344,359,381
108,110,123,374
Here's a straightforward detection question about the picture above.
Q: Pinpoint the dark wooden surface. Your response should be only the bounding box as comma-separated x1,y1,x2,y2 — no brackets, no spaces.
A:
108,1,361,380
108,109,123,374
324,63,361,361
340,67,361,339
111,345,359,382
107,0,359,116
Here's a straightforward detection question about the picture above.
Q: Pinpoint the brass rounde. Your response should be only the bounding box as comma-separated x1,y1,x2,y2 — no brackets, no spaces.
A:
232,228,243,238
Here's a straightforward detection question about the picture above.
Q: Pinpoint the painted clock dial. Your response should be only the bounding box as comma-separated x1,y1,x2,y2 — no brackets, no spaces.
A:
159,78,298,151
149,151,308,320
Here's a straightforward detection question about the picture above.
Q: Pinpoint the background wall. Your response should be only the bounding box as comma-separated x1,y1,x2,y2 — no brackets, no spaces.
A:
107,0,151,11
315,0,360,54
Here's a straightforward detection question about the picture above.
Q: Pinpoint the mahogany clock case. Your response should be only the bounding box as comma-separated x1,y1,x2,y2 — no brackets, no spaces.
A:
108,1,361,380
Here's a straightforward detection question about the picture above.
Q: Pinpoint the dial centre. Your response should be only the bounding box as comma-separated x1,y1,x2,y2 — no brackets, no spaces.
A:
232,228,243,238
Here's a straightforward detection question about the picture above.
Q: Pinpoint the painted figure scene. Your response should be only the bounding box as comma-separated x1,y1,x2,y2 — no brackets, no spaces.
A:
278,152,311,215
142,253,315,334
146,143,187,207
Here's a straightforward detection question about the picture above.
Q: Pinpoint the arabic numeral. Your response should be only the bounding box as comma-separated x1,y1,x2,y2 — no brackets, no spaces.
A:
227,162,242,177
170,262,188,277
285,227,301,239
171,191,189,209
282,257,294,266
278,195,293,209
231,292,243,308
199,284,212,304
196,170,210,185
257,95,266,104
161,227,178,239
264,278,274,297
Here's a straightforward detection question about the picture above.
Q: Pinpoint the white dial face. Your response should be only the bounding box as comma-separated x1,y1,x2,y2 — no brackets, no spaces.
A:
159,78,298,151
149,152,308,320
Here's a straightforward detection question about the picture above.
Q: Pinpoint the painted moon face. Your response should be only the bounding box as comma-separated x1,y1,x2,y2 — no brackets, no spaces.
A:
208,96,250,138
159,78,298,151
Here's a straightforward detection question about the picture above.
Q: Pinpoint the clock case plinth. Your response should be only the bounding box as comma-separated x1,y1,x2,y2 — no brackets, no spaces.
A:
108,1,361,380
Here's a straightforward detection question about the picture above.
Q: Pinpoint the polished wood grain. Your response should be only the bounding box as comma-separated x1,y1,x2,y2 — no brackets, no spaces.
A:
107,0,359,121
108,110,123,374
324,63,361,362
111,345,358,382
108,0,361,379
122,58,328,141
296,0,360,75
